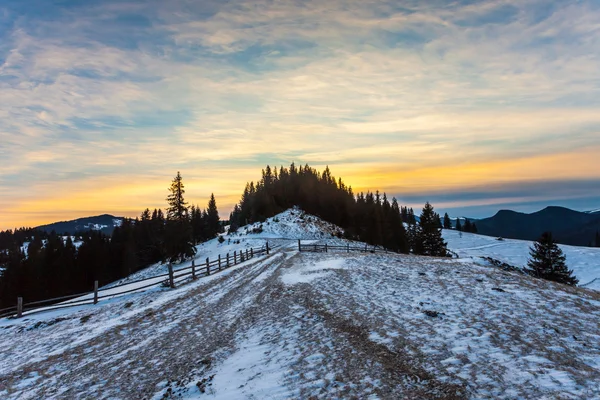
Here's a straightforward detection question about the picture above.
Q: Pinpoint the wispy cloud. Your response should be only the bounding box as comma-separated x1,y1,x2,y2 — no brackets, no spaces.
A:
1,0,600,227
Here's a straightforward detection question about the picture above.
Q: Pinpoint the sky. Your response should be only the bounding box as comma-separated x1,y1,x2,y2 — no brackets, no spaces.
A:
1,0,600,229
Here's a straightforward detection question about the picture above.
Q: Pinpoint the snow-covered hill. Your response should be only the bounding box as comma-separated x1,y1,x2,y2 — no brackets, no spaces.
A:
1,209,600,399
444,230,600,290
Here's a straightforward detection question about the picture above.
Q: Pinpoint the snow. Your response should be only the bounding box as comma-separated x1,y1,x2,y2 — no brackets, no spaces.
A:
1,209,599,399
280,258,347,285
85,223,108,231
444,229,600,290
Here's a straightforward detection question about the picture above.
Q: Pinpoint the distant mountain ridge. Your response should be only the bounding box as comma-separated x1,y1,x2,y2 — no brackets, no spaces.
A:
35,214,124,235
475,206,600,247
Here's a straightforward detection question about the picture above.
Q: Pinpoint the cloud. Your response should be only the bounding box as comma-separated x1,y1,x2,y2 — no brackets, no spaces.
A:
1,0,600,228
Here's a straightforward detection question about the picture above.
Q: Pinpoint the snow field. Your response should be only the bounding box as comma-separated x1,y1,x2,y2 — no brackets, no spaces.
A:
1,209,599,399
444,229,600,290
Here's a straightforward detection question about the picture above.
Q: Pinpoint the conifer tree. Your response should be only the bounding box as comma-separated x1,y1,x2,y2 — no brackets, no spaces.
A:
166,172,188,221
414,202,448,257
206,193,220,239
526,232,578,285
165,172,195,262
443,213,451,229
455,218,462,231
463,218,472,232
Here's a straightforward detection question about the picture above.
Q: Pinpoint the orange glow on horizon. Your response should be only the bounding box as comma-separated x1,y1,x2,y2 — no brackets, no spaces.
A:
2,147,600,230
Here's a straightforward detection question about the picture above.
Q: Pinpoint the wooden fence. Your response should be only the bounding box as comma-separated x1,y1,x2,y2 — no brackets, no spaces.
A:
297,240,391,254
0,242,273,319
297,240,459,259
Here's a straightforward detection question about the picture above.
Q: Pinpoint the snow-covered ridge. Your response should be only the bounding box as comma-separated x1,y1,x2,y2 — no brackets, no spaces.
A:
230,208,344,240
108,209,346,287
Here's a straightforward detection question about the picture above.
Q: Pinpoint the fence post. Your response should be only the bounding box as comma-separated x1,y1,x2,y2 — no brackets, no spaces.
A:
325,243,328,252
266,241,270,254
218,254,221,271
347,243,350,253
246,249,249,260
93,281,99,305
192,259,196,280
17,297,23,318
168,262,175,288
206,257,210,275
234,251,237,264
227,252,230,267
298,239,301,251
250,248,254,258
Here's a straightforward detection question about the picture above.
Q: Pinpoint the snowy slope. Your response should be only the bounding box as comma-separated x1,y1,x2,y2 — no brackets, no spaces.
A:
108,208,345,287
444,230,600,290
1,210,600,399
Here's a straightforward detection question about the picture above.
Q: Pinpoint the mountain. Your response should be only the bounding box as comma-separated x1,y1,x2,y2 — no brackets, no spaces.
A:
475,206,600,246
35,214,124,235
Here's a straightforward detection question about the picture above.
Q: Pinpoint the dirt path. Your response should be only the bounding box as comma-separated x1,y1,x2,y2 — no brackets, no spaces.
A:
4,249,596,399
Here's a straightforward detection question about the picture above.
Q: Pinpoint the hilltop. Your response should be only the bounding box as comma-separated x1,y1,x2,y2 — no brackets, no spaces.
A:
1,209,599,399
35,214,124,235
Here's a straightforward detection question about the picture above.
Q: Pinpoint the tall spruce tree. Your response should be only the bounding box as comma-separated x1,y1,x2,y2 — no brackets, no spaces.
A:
455,218,462,231
206,193,220,239
443,213,451,229
166,172,188,221
526,232,578,285
165,172,195,262
414,202,448,257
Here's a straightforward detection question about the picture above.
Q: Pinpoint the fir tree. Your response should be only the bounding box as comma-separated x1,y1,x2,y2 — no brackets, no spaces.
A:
165,172,195,262
526,232,578,285
455,218,462,231
206,193,220,239
166,171,188,221
463,218,472,232
414,202,448,257
443,213,451,229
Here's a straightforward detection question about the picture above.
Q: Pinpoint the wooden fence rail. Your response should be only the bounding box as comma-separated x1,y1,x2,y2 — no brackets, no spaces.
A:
297,240,390,254
297,240,459,259
1,242,274,319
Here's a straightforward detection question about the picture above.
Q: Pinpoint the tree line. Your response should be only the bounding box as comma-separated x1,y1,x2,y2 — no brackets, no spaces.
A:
0,172,219,309
228,163,451,256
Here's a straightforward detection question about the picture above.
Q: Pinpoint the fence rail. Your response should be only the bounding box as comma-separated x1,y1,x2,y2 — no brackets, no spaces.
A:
297,240,392,254
297,240,458,259
1,242,274,319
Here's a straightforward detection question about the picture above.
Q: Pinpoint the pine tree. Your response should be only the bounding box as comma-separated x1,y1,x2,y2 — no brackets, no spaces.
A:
455,218,462,231
166,171,188,221
526,232,578,285
415,202,448,257
443,213,451,229
463,218,472,233
206,193,220,239
165,172,195,262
